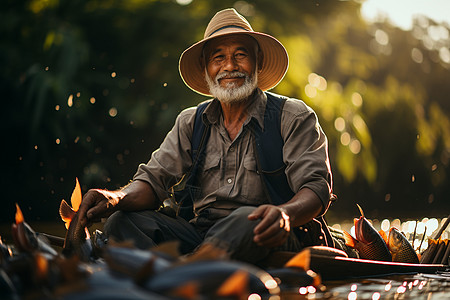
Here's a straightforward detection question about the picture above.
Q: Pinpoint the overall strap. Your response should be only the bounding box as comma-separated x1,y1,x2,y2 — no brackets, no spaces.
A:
252,92,295,205
173,101,210,221
191,101,211,170
254,92,334,247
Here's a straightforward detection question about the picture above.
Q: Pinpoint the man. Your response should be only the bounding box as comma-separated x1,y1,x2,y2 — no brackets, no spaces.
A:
78,8,334,264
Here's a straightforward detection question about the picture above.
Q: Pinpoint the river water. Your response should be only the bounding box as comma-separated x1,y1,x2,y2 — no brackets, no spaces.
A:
280,271,450,299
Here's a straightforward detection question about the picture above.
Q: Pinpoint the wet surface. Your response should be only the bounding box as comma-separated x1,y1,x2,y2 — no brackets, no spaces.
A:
280,271,450,299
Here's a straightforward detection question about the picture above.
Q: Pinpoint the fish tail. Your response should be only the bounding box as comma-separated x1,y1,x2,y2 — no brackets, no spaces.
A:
285,249,311,270
15,203,25,224
379,230,388,245
343,230,357,248
216,270,249,298
170,281,198,300
356,203,365,217
59,199,76,229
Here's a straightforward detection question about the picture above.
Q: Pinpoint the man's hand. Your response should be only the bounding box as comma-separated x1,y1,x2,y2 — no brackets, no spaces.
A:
247,205,291,248
77,189,124,228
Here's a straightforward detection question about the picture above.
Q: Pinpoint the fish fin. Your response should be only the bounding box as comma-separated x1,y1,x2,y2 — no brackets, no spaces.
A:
170,281,198,300
285,248,310,270
356,203,365,217
179,243,228,264
134,258,155,285
343,230,357,248
59,199,76,229
70,178,82,212
15,203,24,224
150,240,180,258
379,229,388,245
55,255,87,282
216,270,249,298
34,253,49,282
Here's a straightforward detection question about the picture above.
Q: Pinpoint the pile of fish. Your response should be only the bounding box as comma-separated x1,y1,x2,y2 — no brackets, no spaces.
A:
1,179,448,299
342,204,449,265
0,179,322,300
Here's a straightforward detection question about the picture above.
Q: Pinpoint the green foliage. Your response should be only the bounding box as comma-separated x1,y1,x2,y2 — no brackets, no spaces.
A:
1,0,449,221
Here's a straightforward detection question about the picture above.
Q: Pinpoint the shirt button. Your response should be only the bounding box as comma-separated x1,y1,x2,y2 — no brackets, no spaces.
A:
229,147,235,152
227,178,233,184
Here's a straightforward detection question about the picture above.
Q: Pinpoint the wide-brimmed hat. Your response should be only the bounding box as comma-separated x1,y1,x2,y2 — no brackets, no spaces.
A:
179,8,289,96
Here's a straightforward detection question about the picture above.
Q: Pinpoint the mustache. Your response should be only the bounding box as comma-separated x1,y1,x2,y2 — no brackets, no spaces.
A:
215,71,248,81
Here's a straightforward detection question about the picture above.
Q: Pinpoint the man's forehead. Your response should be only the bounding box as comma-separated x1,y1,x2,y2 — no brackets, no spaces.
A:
204,34,258,53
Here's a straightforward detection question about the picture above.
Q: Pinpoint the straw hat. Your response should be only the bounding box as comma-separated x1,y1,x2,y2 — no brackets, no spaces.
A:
179,8,289,96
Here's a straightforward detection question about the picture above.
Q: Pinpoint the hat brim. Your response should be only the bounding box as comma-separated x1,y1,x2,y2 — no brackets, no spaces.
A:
179,30,289,96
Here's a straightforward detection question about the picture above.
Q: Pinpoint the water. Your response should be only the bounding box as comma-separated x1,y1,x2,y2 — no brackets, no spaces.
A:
281,272,450,299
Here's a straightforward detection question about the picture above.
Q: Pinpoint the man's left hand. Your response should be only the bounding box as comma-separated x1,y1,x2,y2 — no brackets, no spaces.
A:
248,205,291,248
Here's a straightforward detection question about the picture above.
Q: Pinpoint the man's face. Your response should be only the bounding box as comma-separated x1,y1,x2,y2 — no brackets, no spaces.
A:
203,35,259,103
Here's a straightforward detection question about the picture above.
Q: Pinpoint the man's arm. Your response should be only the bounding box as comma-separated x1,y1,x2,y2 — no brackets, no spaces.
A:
248,187,323,248
78,180,160,228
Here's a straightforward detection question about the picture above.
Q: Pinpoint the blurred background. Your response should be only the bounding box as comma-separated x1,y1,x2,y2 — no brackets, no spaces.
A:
1,0,449,227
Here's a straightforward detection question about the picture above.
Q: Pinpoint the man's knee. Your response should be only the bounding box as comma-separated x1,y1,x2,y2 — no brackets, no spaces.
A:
104,210,128,236
227,206,256,222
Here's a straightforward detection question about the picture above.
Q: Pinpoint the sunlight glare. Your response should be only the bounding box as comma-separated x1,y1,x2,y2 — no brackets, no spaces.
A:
68,94,73,107
305,84,317,98
340,132,351,146
334,117,346,132
411,48,423,63
348,291,357,300
109,107,118,117
351,92,363,107
375,29,389,45
349,139,361,154
248,294,261,300
299,287,307,294
176,0,192,5
381,219,390,231
391,219,401,229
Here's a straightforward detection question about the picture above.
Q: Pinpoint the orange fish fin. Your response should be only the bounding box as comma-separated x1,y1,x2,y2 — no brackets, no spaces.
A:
170,281,198,300
70,177,82,212
59,199,76,229
15,203,24,224
149,240,180,258
379,229,388,245
356,203,365,217
343,230,357,248
216,270,249,297
285,248,310,270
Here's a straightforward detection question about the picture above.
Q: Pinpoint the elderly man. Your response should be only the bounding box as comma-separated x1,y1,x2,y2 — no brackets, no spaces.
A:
78,8,334,264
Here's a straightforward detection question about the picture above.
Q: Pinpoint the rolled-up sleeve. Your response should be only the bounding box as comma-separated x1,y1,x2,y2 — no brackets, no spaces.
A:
281,99,333,213
133,107,196,201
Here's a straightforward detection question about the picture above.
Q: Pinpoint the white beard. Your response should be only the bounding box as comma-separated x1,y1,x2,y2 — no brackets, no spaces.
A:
205,69,258,104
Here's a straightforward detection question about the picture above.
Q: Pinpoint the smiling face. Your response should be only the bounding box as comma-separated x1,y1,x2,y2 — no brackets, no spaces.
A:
203,35,261,103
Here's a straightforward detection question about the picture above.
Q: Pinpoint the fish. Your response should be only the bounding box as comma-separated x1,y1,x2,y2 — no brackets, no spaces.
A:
343,204,392,261
385,227,419,263
103,243,174,282
144,259,279,299
59,178,93,261
11,204,58,257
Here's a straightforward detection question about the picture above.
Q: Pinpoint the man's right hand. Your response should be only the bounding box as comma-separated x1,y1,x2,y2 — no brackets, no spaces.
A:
77,180,159,228
77,189,124,228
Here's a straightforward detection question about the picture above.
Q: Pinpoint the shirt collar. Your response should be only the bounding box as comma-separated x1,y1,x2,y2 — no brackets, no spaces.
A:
202,88,267,130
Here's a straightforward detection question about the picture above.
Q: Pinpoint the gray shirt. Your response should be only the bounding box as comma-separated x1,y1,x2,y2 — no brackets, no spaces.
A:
134,89,332,224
